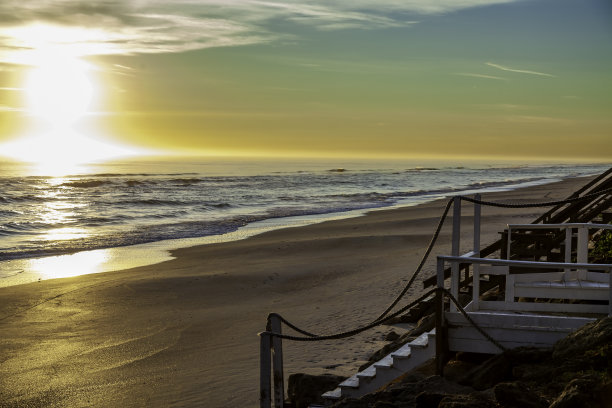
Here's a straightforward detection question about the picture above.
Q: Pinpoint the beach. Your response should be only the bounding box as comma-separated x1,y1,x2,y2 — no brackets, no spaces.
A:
0,175,596,407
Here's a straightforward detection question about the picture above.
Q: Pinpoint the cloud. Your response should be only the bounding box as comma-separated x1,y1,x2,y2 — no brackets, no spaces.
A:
486,62,555,78
0,0,521,62
455,72,507,81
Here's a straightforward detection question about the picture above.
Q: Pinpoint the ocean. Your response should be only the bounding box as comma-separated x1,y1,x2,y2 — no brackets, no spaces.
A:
0,157,609,286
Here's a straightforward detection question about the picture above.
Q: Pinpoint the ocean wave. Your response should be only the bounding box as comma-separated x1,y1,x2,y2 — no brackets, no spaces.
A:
61,180,110,188
171,177,202,185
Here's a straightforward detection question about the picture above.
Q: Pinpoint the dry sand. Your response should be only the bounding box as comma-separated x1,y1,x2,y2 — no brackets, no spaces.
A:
0,176,595,407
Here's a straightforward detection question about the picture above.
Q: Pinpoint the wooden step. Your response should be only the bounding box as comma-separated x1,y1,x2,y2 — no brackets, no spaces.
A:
323,330,436,403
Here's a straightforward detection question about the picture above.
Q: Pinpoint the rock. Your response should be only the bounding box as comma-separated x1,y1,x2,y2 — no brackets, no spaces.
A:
493,382,547,408
552,317,612,361
415,391,446,408
438,393,497,408
549,375,603,408
287,373,345,408
460,347,551,390
385,331,400,341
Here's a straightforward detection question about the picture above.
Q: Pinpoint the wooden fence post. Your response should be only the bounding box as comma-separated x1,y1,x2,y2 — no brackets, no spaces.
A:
269,315,285,408
260,332,272,408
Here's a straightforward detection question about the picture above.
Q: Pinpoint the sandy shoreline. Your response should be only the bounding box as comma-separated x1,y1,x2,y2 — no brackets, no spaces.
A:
0,175,597,407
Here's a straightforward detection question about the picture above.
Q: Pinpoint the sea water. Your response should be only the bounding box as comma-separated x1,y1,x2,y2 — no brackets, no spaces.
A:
0,157,609,286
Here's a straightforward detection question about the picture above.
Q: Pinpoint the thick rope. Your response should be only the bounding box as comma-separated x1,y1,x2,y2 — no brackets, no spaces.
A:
373,198,453,322
461,186,612,208
263,288,437,342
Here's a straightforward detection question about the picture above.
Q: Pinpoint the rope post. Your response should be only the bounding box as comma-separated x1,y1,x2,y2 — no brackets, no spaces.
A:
435,256,447,376
260,332,272,408
269,315,285,408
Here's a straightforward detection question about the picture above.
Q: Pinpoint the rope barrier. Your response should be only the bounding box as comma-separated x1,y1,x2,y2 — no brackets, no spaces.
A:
263,185,612,350
460,186,612,208
263,289,438,342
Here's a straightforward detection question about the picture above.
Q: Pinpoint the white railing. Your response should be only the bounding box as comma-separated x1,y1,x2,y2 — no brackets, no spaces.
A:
437,256,612,317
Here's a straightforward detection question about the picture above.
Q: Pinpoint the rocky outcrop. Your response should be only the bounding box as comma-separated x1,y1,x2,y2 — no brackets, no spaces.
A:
326,316,612,408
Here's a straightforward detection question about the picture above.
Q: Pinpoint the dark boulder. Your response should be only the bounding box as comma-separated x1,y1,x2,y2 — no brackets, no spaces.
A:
493,382,547,408
287,373,345,408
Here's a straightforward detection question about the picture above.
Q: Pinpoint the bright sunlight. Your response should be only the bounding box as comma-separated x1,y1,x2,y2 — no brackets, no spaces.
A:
25,53,94,126
0,24,146,174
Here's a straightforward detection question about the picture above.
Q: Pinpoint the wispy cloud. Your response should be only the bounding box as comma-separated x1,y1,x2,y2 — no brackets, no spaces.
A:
455,72,507,81
486,62,555,78
0,1,521,62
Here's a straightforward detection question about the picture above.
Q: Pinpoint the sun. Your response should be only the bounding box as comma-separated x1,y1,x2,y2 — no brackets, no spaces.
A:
25,54,94,126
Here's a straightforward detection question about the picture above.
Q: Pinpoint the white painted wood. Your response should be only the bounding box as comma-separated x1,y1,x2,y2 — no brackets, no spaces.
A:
478,300,609,314
513,284,608,301
506,274,515,304
479,265,509,275
325,330,437,402
339,375,359,389
564,228,572,278
410,332,429,348
472,264,480,310
373,355,393,369
269,315,285,408
449,337,556,355
356,366,377,381
513,272,565,283
321,388,341,400
577,226,588,279
473,193,481,259
260,333,272,408
391,344,411,359
451,197,461,312
449,326,570,346
446,311,595,329
506,225,512,260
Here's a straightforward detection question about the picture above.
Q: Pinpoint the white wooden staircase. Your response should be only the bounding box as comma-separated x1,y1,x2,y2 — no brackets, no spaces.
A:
322,329,436,403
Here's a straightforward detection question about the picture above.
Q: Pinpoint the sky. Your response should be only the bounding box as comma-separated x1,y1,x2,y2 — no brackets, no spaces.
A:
0,0,611,162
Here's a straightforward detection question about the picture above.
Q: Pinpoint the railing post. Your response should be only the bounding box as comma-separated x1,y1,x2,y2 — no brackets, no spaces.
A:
435,256,447,376
269,315,285,408
450,197,461,312
577,226,588,280
473,194,481,256
472,194,481,309
506,225,512,260
564,227,572,279
260,332,272,408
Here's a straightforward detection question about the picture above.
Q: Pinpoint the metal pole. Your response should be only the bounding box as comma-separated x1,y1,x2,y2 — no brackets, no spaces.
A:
260,332,272,408
269,315,285,408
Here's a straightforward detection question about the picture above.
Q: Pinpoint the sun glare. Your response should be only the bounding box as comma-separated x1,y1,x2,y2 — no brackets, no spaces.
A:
25,55,94,125
0,29,148,174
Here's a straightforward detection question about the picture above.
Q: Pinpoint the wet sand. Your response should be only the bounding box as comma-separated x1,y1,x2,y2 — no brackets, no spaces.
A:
0,176,595,407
